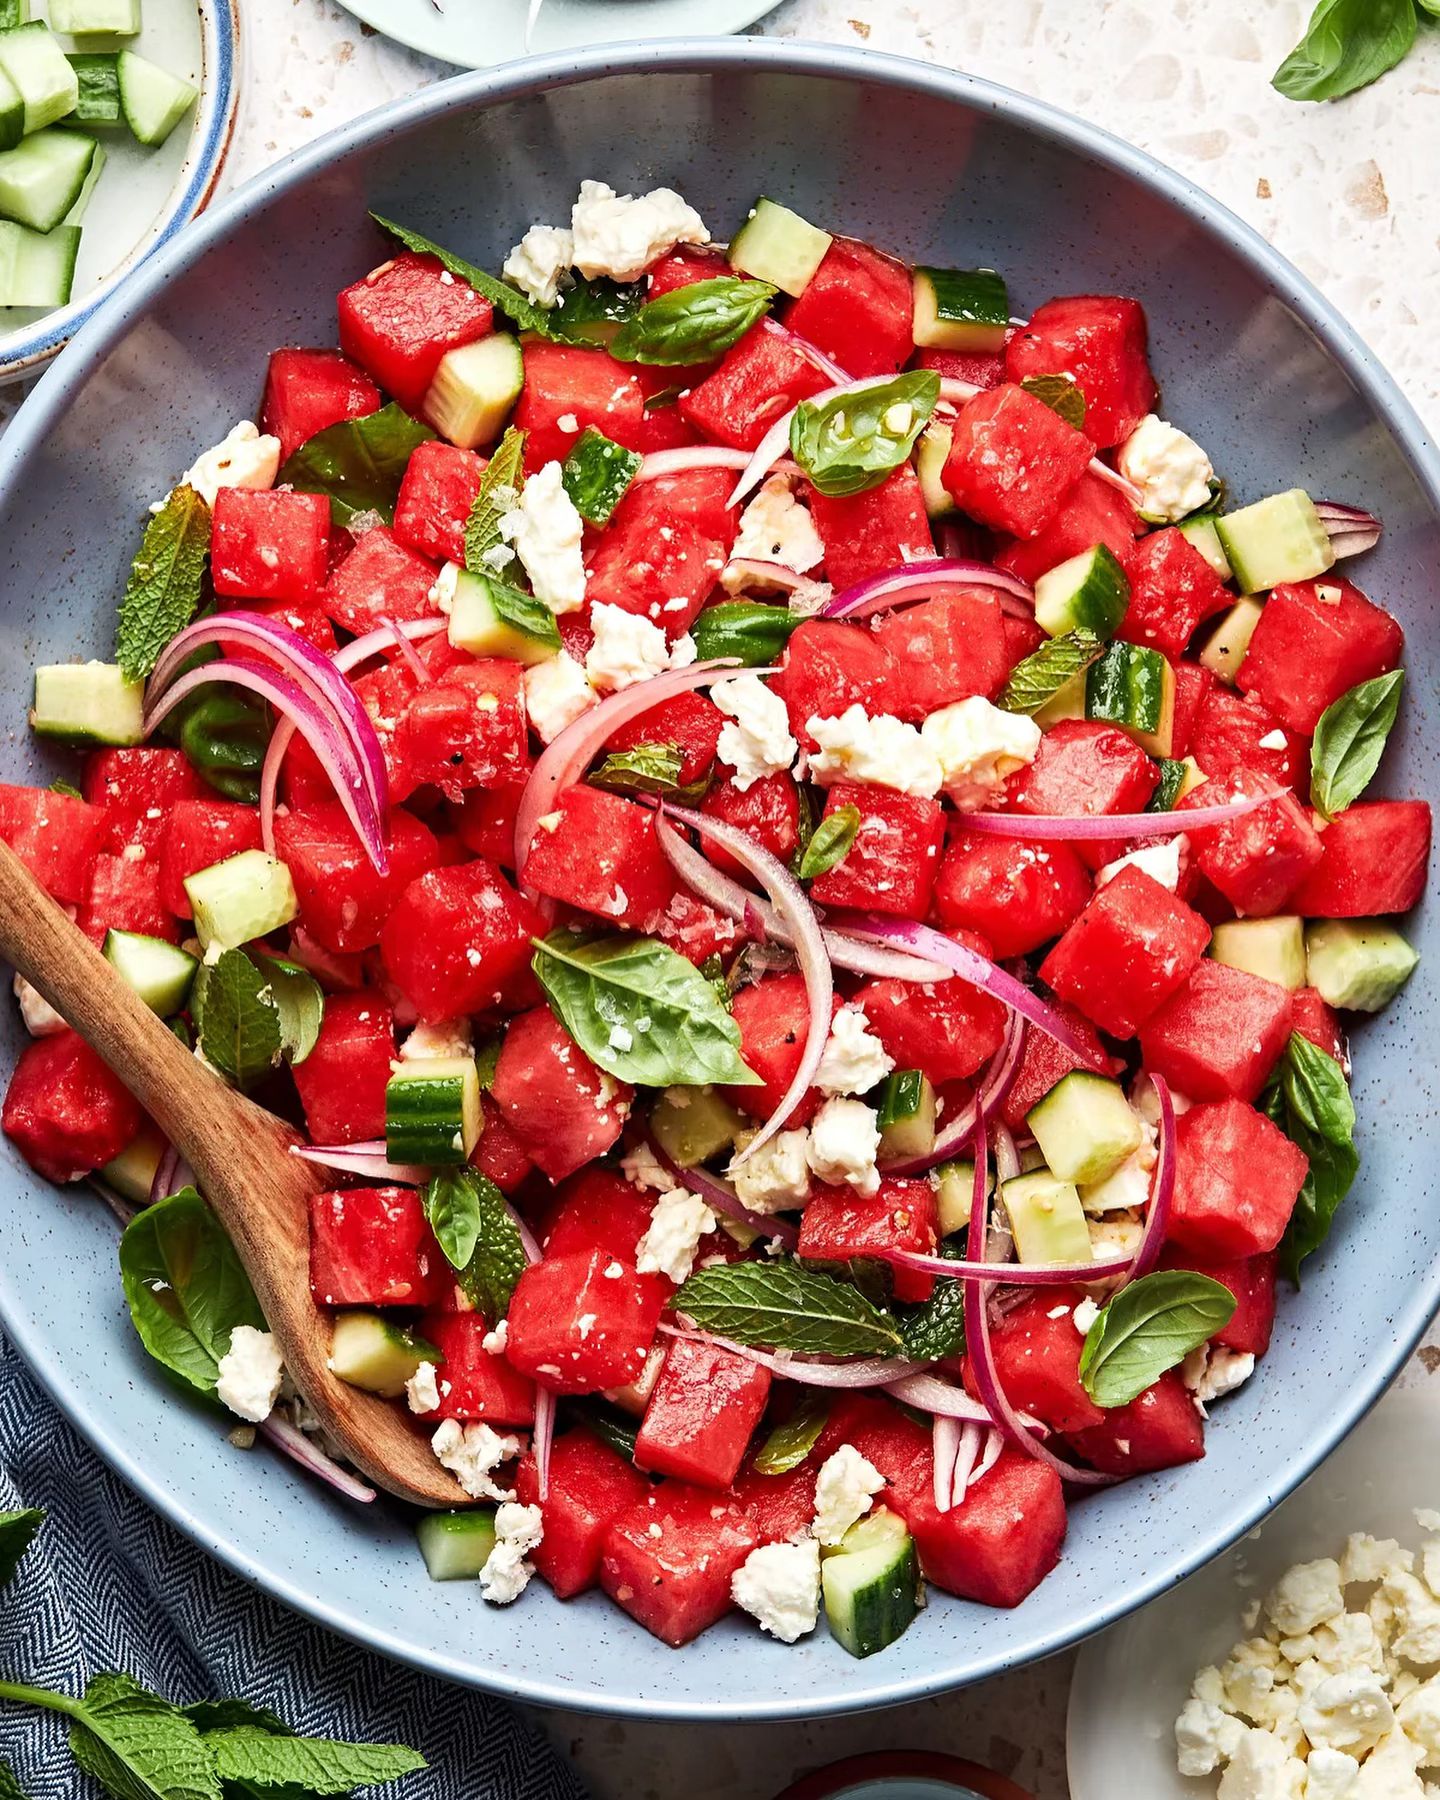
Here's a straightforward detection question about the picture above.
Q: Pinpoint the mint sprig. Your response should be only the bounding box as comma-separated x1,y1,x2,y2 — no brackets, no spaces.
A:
675,1261,904,1357
463,425,525,580
0,1509,44,1591
370,212,553,336
115,484,211,683
192,948,323,1089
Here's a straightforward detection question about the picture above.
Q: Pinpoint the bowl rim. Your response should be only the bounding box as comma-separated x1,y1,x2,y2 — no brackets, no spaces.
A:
1,36,1438,1721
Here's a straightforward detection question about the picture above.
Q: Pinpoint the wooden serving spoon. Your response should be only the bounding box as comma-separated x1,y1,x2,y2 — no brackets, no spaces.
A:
0,838,469,1509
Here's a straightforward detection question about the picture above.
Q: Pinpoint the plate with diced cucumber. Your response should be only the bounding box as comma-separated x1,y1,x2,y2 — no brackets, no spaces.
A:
0,0,237,381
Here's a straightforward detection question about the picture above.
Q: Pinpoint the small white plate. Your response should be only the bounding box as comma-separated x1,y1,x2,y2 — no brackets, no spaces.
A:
1066,1382,1437,1798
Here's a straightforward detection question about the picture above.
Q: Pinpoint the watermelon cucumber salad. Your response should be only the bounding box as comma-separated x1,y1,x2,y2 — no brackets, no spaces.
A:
0,179,1430,1657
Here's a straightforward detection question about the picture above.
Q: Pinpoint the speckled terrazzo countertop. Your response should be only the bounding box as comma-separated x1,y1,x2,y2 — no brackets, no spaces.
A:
1,2,1437,1793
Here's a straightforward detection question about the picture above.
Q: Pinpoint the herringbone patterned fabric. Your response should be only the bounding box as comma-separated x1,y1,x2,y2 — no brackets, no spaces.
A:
0,1334,586,1799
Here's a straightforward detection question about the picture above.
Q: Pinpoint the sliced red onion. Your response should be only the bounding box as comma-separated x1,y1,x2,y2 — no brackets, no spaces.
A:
932,1413,961,1512
662,803,832,1160
951,1420,983,1510
958,793,1266,841
969,1425,1003,1489
885,1371,1048,1437
821,557,1034,619
148,1141,193,1206
258,1412,377,1503
728,373,914,507
649,1136,799,1250
885,1244,1129,1285
991,1121,1022,1185
721,557,820,597
881,1013,1026,1176
380,615,432,684
1126,1072,1177,1284
286,926,365,991
533,1387,555,1503
1087,459,1144,505
761,316,851,384
635,446,799,488
936,377,982,407
89,1176,138,1227
1315,500,1383,559
661,1323,920,1387
291,1143,427,1185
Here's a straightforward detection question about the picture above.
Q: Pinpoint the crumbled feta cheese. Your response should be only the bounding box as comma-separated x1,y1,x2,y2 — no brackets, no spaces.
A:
731,1538,821,1642
1341,1533,1411,1587
479,1500,544,1604
500,461,587,614
1176,1697,1249,1777
806,1097,882,1196
523,651,596,743
1299,1673,1394,1758
918,696,1042,810
429,561,461,615
1072,1297,1100,1335
215,1325,284,1423
723,476,824,589
405,1360,441,1414
398,1019,472,1063
1097,836,1188,892
815,1004,894,1097
620,1141,678,1194
812,1444,885,1545
1183,1344,1256,1407
635,1187,717,1284
13,973,65,1037
1269,1561,1347,1637
502,223,574,308
1258,729,1289,751
481,1319,509,1356
1080,1110,1158,1215
669,632,698,667
182,421,282,507
431,1419,523,1501
585,602,673,693
729,1128,812,1214
1117,414,1215,524
712,673,797,791
807,704,943,796
1302,1749,1361,1800
1214,1726,1306,1799
570,179,708,283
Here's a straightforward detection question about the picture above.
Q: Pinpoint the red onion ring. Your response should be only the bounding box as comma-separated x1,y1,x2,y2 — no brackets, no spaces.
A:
1087,459,1145,505
821,557,1035,618
932,1414,961,1512
881,1013,1026,1176
258,1412,377,1503
761,316,851,384
532,1387,555,1503
633,447,801,491
291,1143,428,1185
649,1136,800,1250
884,1371,1048,1436
660,1323,920,1387
969,1425,1003,1489
721,557,825,601
1124,1073,1177,1284
935,377,982,407
958,794,1267,841
1315,500,1383,559
885,1245,1130,1285
148,1141,194,1206
379,615,432,684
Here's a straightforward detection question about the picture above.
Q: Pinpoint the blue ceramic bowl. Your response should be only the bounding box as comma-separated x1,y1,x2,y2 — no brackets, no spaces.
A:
0,41,1435,1721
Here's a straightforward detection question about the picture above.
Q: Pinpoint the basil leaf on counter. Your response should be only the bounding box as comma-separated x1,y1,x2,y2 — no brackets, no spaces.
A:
676,1261,904,1357
588,743,687,797
610,276,776,366
998,627,1102,716
424,1167,525,1317
1310,669,1404,820
1078,1271,1236,1409
278,403,434,527
0,1508,44,1592
1262,1031,1359,1282
191,950,284,1090
370,212,553,336
250,952,324,1067
1020,373,1086,430
751,1394,829,1475
798,803,860,880
1273,0,1417,101
463,425,525,579
790,370,939,499
690,602,802,667
115,484,211,682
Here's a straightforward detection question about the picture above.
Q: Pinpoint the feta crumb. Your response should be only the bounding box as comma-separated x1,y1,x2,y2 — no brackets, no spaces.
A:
635,1187,717,1284
1117,414,1215,524
1072,1297,1100,1336
713,673,798,791
1298,1672,1394,1757
479,1500,544,1604
13,973,65,1037
723,476,824,590
815,1004,894,1098
481,1319,509,1355
731,1538,821,1642
1183,1344,1256,1407
812,1444,885,1545
1257,728,1289,751
500,461,587,614
570,179,708,283
405,1360,441,1415
523,651,596,743
182,421,282,508
806,1097,882,1196
1302,1748,1360,1800
1097,836,1187,892
399,1019,473,1063
431,1418,523,1501
919,696,1042,811
620,1141,678,1194
1268,1560,1347,1637
1175,1696,1248,1777
502,224,574,308
215,1326,284,1424
729,1127,812,1214
807,704,943,797
585,602,673,693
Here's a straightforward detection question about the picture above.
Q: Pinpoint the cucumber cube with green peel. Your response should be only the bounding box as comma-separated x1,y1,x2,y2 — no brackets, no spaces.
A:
1026,1070,1142,1186
915,422,958,520
1214,489,1334,595
911,266,1009,353
821,1507,922,1659
422,333,523,451
104,929,199,1016
67,53,120,126
561,425,641,526
649,1084,744,1169
116,50,196,146
385,1057,482,1166
329,1310,440,1398
999,1169,1094,1267
728,197,832,297
0,24,78,135
185,849,298,951
1176,513,1232,581
1033,544,1130,640
445,565,560,666
0,128,96,233
1084,639,1175,758
934,1158,992,1237
876,1069,936,1164
0,65,21,152
1305,919,1418,1014
417,1511,498,1581
30,660,144,746
1211,917,1307,991
101,1122,168,1206
1199,597,1264,686
48,0,139,33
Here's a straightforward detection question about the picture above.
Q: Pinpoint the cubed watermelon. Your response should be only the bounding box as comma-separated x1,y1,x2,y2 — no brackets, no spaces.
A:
1289,987,1346,1065
808,783,946,919
211,488,330,606
907,1448,1067,1608
469,1091,535,1195
809,465,934,590
798,1176,940,1303
872,592,1009,718
783,236,914,377
646,247,733,296
679,322,830,450
812,1394,935,1514
934,828,1092,959
1005,719,1159,870
916,345,1006,390
604,465,734,545
1238,577,1404,736
521,784,679,932
416,1313,536,1425
513,339,644,470
1066,1370,1205,1474
634,1338,772,1489
452,773,528,870
506,1249,664,1393
1290,801,1431,918
606,691,725,785
0,783,107,904
540,1166,656,1269
515,1427,651,1598
1039,866,1211,1038
307,1185,443,1307
1139,960,1292,1102
993,470,1143,586
274,803,439,953
960,1288,1104,1433
700,772,802,877
380,858,543,1022
2,1031,142,1184
260,347,381,462
1159,1246,1279,1357
998,999,1119,1133
491,1009,632,1182
337,251,493,413
1170,660,1214,761
855,969,1007,1086
941,383,1093,539
1187,684,1305,795
1119,529,1232,659
393,659,527,803
83,749,207,856
157,799,264,918
321,525,438,636
777,620,891,753
76,853,178,945
291,992,394,1145
584,510,726,637
1004,295,1156,448
724,971,837,1125
1178,770,1323,918
392,439,486,566
600,1483,759,1645
1169,1097,1309,1260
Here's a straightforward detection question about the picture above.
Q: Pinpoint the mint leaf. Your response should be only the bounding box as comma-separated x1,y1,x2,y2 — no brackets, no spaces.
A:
421,1166,482,1271
192,950,283,1090
202,1727,424,1793
533,930,759,1089
790,371,939,499
690,602,803,667
751,1394,828,1475
277,403,433,528
798,803,860,880
898,1241,968,1363
675,1261,904,1356
68,1673,221,1800
115,485,211,682
370,212,553,336
0,1508,44,1591
1020,373,1086,429
1310,669,1404,821
999,627,1103,715
463,425,525,580
119,1188,264,1399
588,743,687,798
181,1700,289,1734
250,953,325,1066
1079,1271,1236,1408
423,1167,525,1318
1273,0,1417,100
610,277,776,366
0,1758,30,1800
1264,1031,1359,1282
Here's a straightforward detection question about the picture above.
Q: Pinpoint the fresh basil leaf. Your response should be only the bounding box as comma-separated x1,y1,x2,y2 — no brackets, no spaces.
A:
201,1727,424,1793
176,689,271,806
249,953,324,1067
550,275,644,344
421,1166,482,1272
0,1758,29,1800
1267,1031,1359,1282
277,403,433,528
798,803,860,880
751,1394,829,1475
431,1167,526,1318
570,1399,640,1463
463,424,525,580
790,371,939,500
899,1243,968,1364
560,426,641,527
1310,669,1404,821
115,484,211,683
610,277,776,366
690,601,802,667
68,1673,221,1800
191,950,283,1090
675,1261,904,1356
369,212,553,336
1273,0,1417,100
1079,1271,1236,1409
1020,373,1086,430
0,1508,44,1591
533,930,759,1088
999,627,1102,716
589,743,687,797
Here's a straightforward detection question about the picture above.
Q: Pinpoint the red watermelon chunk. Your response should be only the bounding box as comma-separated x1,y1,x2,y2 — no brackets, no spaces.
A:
274,803,439,953
513,340,644,470
321,525,438,636
337,251,493,413
813,1394,935,1515
380,858,543,1022
732,1459,819,1546
1139,959,1292,1102
291,992,394,1145
1065,1370,1205,1475
260,347,381,462
1119,529,1232,659
606,691,725,785
678,322,829,451
1178,770,1323,918
634,1338,772,1489
600,1483,760,1645
907,1447,1067,1609
994,470,1143,586
1004,295,1156,448
606,465,734,544
539,1166,655,1269
76,853,178,945
211,488,330,606
700,772,801,877
646,247,733,296
1187,684,1305,795
783,236,914,377
452,774,528,870
998,998,1119,1132
916,345,1005,390
856,968,1007,1087
1005,719,1159,869
0,784,106,905
1159,1246,1279,1357
491,1009,632,1183
392,439,486,565
244,599,339,656
1169,1097,1308,1260
83,749,207,856
2,1031,142,1183
960,1288,1104,1433
515,1428,650,1598
1291,801,1431,918
1238,577,1404,736
522,784,680,931
157,799,264,918
941,383,1093,539
416,1313,536,1425
777,620,891,753
506,1249,664,1394
1170,661,1215,761
798,1176,940,1303
724,971,837,1125
585,510,726,639
469,1092,535,1195
872,592,1009,718
307,1185,443,1307
808,783,945,919
393,659,527,802
1289,988,1346,1066
934,828,1092,959
1039,866,1211,1039
808,464,935,590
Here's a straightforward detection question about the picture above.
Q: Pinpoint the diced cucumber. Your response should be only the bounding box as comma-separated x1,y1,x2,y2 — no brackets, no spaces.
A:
550,274,643,346
935,1157,992,1237
104,929,198,1015
1305,919,1418,1014
1033,544,1129,640
0,24,78,135
727,196,831,297
30,660,143,745
422,333,523,451
1148,756,1188,813
1176,513,1233,581
329,1310,440,1398
49,0,139,34
999,1169,1093,1267
67,52,120,125
444,564,560,666
649,1084,744,1168
0,2,30,29
915,423,957,520
1215,489,1334,595
911,266,1009,352
185,849,298,951
1211,916,1306,992
385,1056,481,1166
101,1120,167,1205
1027,1071,1142,1186
417,1510,497,1580
821,1507,922,1659
561,425,641,527
876,1069,936,1163
0,215,77,303
0,65,21,153
1034,672,1088,730
1084,639,1175,758
1199,597,1264,686
0,126,94,232
115,49,195,146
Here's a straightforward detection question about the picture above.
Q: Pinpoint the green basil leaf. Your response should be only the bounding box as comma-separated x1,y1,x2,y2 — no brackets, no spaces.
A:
277,403,433,528
532,930,759,1088
899,1244,968,1364
69,1672,221,1800
421,1166,482,1271
1267,1031,1359,1281
191,950,283,1090
1020,373,1087,429
1310,669,1404,820
0,1508,44,1591
250,953,324,1067
463,424,525,580
118,1189,264,1401
675,1261,904,1356
588,743,687,797
1079,1271,1236,1409
201,1726,425,1794
549,275,645,343
115,484,211,683
610,276,777,366
436,1167,526,1318
798,803,861,880
690,601,803,667
751,1394,829,1475
1272,0,1417,100
790,370,940,499
998,626,1103,716
370,212,554,336
176,690,271,805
